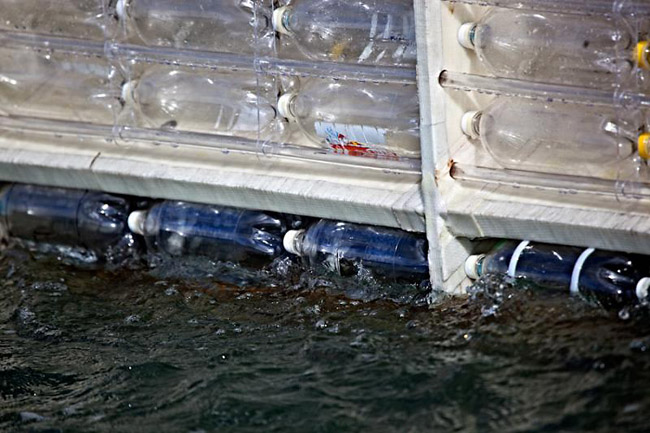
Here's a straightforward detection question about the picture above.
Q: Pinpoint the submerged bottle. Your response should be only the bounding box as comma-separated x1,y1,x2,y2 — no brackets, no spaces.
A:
0,183,132,255
116,0,272,54
283,220,429,280
458,8,650,87
277,79,420,159
465,240,650,309
128,201,286,265
461,98,639,176
272,0,416,66
122,68,281,140
0,0,111,40
0,47,117,125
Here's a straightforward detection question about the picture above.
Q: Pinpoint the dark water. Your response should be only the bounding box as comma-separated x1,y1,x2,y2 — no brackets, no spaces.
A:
2,248,650,433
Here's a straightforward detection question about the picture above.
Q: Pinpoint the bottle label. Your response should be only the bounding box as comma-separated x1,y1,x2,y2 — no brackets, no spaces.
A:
314,121,399,160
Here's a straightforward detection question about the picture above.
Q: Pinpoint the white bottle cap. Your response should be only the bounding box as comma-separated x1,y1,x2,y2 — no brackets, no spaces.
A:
283,229,305,255
636,277,650,301
128,210,147,236
458,23,477,50
272,6,291,35
121,80,137,104
116,0,126,20
277,93,297,121
461,111,480,139
464,254,485,280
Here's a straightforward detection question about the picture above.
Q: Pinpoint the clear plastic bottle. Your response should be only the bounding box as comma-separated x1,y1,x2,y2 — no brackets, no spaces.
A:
0,183,132,254
0,0,111,40
461,98,639,176
128,201,286,265
272,0,416,66
0,47,117,125
458,8,650,87
277,79,420,159
283,220,429,280
122,67,281,140
465,240,650,310
116,0,272,54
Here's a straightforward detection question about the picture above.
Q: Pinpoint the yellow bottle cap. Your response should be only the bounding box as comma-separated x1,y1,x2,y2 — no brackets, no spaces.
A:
639,133,650,160
636,41,650,70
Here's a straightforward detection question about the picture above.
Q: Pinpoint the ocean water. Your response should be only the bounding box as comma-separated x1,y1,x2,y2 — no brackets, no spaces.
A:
2,247,650,433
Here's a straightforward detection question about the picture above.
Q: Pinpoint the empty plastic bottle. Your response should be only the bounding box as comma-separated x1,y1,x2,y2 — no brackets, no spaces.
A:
0,47,117,125
0,0,111,40
272,0,416,66
122,67,281,140
128,201,286,265
458,8,650,87
465,240,650,309
283,220,429,280
0,183,132,254
461,98,638,176
116,0,272,54
277,79,420,159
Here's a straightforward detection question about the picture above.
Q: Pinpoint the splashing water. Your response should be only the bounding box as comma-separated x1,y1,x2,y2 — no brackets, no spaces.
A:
1,247,650,432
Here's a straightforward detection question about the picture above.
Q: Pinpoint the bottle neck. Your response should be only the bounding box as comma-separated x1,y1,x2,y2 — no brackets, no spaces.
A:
277,93,297,121
272,6,293,36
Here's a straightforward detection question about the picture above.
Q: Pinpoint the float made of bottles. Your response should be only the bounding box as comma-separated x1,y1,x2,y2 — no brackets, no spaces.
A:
0,0,420,161
2,182,650,309
0,183,429,284
453,6,650,178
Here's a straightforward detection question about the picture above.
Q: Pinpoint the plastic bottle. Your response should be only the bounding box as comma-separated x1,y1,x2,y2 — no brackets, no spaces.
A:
122,68,281,139
0,183,132,254
0,47,117,125
127,201,286,265
272,0,416,66
461,98,638,176
277,79,420,159
0,0,111,40
465,240,650,309
116,0,272,54
283,220,429,280
458,8,650,87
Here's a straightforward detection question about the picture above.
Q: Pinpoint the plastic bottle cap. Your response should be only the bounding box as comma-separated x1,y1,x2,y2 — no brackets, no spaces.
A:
272,6,290,35
277,93,297,121
283,229,304,255
636,41,650,70
639,133,650,160
461,111,480,138
636,277,650,301
116,0,126,20
458,23,477,50
464,254,485,280
128,210,147,236
121,80,137,104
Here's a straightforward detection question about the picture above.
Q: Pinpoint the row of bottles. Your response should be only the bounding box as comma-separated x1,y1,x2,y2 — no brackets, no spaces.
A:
0,47,420,158
0,0,416,68
5,183,650,309
0,183,429,281
466,240,650,310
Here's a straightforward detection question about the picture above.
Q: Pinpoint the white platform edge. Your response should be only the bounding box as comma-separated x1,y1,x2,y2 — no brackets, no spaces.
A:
0,139,426,233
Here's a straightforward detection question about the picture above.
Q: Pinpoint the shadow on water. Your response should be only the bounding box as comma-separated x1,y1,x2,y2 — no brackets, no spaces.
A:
1,247,650,433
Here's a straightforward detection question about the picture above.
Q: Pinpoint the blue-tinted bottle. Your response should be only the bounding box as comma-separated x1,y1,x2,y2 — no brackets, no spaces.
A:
128,201,286,265
0,183,132,255
283,219,429,281
466,240,650,309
